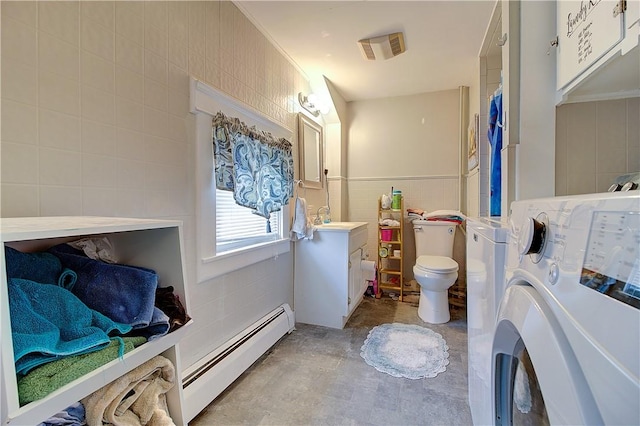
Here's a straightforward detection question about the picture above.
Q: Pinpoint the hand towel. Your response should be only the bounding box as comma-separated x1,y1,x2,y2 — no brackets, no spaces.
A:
48,244,158,330
19,336,146,405
290,197,315,240
82,355,176,426
9,278,132,375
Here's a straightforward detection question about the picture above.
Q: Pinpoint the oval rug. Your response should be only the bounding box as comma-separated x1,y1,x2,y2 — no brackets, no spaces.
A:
360,323,449,379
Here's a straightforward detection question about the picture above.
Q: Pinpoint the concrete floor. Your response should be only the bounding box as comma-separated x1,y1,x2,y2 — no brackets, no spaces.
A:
191,296,471,426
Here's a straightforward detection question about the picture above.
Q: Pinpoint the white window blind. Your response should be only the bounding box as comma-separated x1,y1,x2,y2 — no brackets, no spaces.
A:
215,189,281,253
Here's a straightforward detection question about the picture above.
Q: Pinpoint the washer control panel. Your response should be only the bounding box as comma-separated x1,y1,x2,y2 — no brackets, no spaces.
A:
580,211,640,309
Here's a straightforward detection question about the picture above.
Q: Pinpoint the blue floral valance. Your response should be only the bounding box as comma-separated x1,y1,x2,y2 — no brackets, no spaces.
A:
212,112,294,219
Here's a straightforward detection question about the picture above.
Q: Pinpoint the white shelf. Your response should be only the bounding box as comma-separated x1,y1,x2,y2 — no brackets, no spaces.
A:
7,322,192,426
1,217,190,425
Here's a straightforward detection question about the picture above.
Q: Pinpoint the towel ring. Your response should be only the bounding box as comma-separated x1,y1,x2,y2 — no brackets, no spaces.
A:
294,180,306,198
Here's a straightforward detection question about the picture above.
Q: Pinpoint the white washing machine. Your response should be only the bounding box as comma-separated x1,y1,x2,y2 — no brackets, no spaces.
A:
492,192,640,425
466,217,509,426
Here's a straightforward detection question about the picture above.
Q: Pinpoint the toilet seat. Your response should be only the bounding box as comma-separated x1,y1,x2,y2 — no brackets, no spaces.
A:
415,255,458,274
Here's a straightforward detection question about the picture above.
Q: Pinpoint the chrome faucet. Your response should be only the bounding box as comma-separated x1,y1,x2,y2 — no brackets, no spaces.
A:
314,206,331,225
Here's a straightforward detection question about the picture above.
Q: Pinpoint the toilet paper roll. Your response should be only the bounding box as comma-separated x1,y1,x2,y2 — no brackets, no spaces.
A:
361,260,376,281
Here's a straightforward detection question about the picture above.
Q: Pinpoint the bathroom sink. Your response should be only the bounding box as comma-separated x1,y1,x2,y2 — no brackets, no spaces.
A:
315,221,368,231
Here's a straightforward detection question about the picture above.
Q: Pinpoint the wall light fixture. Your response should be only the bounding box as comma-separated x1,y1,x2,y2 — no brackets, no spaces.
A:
298,92,321,117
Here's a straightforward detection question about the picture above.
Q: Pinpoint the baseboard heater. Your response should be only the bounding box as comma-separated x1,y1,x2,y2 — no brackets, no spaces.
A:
181,304,295,422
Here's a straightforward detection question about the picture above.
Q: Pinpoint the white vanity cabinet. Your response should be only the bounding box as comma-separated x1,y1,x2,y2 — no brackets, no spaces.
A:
1,217,192,426
294,222,368,329
557,0,639,103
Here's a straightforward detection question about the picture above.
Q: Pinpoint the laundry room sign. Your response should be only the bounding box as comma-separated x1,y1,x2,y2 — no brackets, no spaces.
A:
556,0,624,89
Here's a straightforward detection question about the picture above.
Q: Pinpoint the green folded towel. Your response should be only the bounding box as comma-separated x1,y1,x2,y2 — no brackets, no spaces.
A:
18,336,147,406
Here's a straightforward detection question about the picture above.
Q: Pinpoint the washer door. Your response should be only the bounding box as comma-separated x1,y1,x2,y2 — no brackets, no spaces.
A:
492,283,602,425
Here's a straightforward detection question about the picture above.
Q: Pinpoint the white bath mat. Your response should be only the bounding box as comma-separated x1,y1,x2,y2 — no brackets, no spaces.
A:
360,323,449,379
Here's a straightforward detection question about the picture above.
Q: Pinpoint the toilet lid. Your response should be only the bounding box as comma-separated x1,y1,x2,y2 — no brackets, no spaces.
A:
416,255,459,273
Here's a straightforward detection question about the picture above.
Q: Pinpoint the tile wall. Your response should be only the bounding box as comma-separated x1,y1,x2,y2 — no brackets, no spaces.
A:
1,1,308,370
555,97,640,195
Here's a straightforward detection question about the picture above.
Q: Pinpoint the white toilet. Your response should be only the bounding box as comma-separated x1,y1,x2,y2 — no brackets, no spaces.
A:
412,220,459,324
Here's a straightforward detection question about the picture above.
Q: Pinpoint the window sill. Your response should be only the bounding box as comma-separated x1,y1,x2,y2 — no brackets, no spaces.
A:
197,237,291,283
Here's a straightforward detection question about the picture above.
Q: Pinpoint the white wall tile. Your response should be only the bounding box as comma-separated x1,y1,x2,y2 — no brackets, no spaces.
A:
39,148,82,185
596,99,626,151
2,60,37,106
189,2,206,58
567,172,596,195
39,186,83,216
81,85,115,124
82,153,115,187
144,78,168,112
145,22,168,60
116,158,146,189
39,32,80,80
168,87,189,117
116,35,144,74
1,99,38,144
115,98,144,132
115,1,144,45
39,109,81,151
1,184,39,217
1,1,36,28
626,98,639,172
82,187,117,216
2,16,37,66
145,1,167,32
168,63,189,92
1,142,38,184
169,39,189,70
82,1,114,30
81,119,116,156
115,127,146,160
82,51,115,93
81,18,114,62
143,107,169,138
189,50,206,82
38,1,79,46
144,51,168,85
115,66,144,102
39,70,80,116
116,189,147,217
166,115,188,144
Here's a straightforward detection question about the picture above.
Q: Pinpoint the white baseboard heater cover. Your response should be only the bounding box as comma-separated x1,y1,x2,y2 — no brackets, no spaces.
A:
182,304,295,422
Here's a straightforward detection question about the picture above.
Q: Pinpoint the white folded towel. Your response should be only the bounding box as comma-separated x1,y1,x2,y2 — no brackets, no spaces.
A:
290,197,315,240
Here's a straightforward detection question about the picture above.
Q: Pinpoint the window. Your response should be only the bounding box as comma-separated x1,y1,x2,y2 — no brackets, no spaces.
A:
192,78,291,282
215,188,281,254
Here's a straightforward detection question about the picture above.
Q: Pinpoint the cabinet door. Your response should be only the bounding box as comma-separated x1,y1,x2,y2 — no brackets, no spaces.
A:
557,0,624,89
348,249,363,313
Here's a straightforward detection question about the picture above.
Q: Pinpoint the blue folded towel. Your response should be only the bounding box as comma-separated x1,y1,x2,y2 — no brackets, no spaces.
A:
9,278,132,375
48,244,159,330
129,307,171,341
5,246,77,289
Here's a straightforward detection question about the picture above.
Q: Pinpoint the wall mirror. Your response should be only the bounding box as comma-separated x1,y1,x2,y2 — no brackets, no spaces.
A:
298,113,323,189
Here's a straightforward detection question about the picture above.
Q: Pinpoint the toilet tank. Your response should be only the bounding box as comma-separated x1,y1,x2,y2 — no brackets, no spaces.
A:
413,220,457,257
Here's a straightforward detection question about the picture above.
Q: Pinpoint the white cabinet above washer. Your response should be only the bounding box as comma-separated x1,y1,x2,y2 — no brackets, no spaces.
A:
557,0,639,104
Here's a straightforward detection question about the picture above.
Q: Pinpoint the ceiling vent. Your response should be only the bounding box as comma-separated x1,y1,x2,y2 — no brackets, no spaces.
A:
358,32,406,60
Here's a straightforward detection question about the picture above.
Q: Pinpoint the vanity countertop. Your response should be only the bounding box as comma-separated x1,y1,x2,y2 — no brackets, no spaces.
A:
314,222,368,232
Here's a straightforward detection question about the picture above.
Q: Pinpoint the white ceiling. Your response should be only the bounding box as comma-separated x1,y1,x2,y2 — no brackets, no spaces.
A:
236,1,497,102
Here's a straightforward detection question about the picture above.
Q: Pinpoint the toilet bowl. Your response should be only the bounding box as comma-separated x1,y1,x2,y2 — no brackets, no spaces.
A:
413,255,459,324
